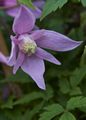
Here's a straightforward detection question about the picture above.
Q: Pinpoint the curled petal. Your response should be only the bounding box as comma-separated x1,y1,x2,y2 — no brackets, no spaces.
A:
35,47,61,65
13,5,35,34
0,52,8,64
13,51,25,74
36,30,82,52
21,55,45,90
8,36,17,66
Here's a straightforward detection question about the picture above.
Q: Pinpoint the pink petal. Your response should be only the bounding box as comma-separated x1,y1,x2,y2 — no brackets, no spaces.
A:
21,55,45,90
13,5,35,34
35,47,61,65
36,30,82,52
13,51,25,74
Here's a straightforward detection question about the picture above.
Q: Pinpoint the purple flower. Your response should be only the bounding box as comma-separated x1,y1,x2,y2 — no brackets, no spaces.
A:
0,0,43,18
0,6,82,89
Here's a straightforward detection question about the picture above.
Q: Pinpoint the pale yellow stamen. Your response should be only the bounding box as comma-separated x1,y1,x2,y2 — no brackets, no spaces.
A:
19,38,37,56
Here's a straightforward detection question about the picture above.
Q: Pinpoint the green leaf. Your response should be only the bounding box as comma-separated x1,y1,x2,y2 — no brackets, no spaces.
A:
4,110,23,120
59,112,76,120
80,46,86,66
70,66,86,87
81,0,86,6
13,92,44,105
18,0,35,9
0,113,9,120
69,87,82,96
1,96,14,109
23,102,44,120
41,0,68,20
67,96,86,110
43,85,54,101
39,104,64,120
0,70,32,84
59,79,70,94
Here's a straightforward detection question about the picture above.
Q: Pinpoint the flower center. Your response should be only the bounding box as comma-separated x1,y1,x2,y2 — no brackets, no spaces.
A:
19,37,37,56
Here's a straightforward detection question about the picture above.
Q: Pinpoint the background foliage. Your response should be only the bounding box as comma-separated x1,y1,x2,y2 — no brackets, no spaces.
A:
0,0,86,119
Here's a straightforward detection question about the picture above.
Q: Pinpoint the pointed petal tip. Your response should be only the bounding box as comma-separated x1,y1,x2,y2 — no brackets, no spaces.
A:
34,76,46,90
52,59,61,65
75,40,83,45
69,40,83,51
57,61,61,65
41,87,46,90
13,69,16,74
38,83,46,90
35,47,62,65
21,55,45,90
36,30,83,52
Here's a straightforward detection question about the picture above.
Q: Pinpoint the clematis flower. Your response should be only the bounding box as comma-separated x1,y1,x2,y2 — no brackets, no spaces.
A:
0,0,44,18
0,6,82,89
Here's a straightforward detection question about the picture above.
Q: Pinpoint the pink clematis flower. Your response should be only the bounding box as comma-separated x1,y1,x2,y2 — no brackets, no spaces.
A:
0,0,44,18
0,6,82,89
